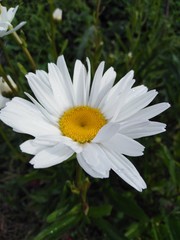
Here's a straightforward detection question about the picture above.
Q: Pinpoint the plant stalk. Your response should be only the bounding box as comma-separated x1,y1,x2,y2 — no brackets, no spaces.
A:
76,162,90,215
12,31,36,71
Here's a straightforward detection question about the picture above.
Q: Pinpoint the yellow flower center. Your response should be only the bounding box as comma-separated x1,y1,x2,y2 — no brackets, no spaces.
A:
59,106,107,144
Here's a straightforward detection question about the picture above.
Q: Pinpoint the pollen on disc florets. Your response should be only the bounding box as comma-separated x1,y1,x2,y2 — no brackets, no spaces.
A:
59,106,107,144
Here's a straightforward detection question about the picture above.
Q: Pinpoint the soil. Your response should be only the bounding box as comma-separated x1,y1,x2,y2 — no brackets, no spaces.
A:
0,203,33,240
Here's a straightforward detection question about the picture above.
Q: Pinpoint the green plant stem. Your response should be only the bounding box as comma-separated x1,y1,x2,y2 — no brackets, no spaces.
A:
91,0,103,72
0,65,18,95
76,161,83,188
12,31,36,71
95,0,101,23
75,162,90,215
48,0,58,60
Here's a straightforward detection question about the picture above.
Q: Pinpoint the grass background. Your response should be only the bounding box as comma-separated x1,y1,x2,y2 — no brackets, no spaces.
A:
0,0,180,239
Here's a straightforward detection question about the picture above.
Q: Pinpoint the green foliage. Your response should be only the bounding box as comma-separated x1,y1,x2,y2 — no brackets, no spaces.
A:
0,0,180,239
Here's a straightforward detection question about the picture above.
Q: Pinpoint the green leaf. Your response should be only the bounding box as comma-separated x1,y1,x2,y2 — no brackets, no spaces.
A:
159,144,177,186
34,214,81,240
125,222,143,239
35,204,82,240
89,204,112,218
94,218,127,240
46,205,68,223
163,215,180,240
107,189,149,222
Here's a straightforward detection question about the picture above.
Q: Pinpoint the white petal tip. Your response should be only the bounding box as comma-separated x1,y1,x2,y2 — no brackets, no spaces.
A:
20,21,26,26
165,103,171,109
29,158,35,165
25,72,35,79
57,55,64,62
137,183,147,192
33,165,40,169
31,162,43,169
129,70,134,75
126,70,134,78
19,144,23,152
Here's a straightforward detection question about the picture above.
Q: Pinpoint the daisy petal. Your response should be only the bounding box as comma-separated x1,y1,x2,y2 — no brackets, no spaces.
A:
20,139,46,155
90,67,116,107
57,55,74,100
109,70,135,96
88,61,105,104
35,70,51,87
60,137,83,153
0,97,59,136
85,57,91,103
21,134,82,155
119,121,167,139
77,153,108,178
26,72,60,116
73,60,87,105
103,133,144,157
25,92,58,125
48,63,73,109
1,21,26,37
93,122,120,143
104,148,147,191
20,134,65,155
129,102,171,122
99,71,135,111
7,6,19,22
115,90,158,121
30,143,74,168
81,143,110,176
99,72,136,119
112,86,147,121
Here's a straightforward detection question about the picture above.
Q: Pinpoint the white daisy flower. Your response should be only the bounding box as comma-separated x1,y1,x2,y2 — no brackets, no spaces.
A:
0,75,17,109
0,4,26,37
52,8,62,21
0,56,170,191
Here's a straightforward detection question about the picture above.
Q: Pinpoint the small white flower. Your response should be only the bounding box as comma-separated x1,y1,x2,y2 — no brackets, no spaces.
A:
0,4,26,37
52,8,62,21
0,75,17,109
0,75,17,93
128,52,133,58
0,56,170,191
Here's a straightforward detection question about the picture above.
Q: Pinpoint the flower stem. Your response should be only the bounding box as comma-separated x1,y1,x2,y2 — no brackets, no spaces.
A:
12,31,36,71
91,0,103,72
76,161,83,188
95,0,101,23
48,0,58,60
75,162,90,215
